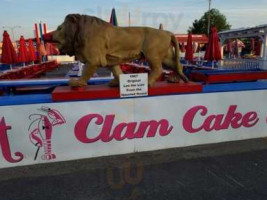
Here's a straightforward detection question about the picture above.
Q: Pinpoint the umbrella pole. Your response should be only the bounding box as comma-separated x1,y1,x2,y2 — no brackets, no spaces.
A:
10,64,13,70
212,61,214,69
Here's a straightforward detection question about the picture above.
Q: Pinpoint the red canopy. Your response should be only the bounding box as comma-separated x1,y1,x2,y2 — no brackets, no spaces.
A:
204,26,222,61
28,39,36,62
18,36,29,63
1,31,18,64
185,33,193,62
175,34,208,43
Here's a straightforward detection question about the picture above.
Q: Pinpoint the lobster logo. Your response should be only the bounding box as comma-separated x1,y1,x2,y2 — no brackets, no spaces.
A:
28,106,66,161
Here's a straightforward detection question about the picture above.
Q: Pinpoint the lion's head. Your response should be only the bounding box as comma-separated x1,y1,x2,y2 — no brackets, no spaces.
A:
52,14,82,56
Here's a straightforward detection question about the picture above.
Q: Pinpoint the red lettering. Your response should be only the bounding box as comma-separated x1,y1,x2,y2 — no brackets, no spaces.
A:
243,112,259,127
0,118,24,163
221,105,243,129
132,120,173,138
112,122,137,141
75,114,173,143
100,115,115,142
183,105,259,133
183,106,207,133
203,114,224,132
75,114,104,143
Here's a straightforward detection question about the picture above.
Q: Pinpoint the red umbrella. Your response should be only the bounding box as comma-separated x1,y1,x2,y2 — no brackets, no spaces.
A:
204,26,222,61
18,36,29,63
28,39,36,62
185,33,193,62
1,31,18,65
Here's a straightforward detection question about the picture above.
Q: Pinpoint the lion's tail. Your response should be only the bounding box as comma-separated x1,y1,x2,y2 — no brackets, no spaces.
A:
171,34,188,83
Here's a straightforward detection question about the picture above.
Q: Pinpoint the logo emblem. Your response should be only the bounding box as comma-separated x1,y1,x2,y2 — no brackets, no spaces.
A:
28,106,66,161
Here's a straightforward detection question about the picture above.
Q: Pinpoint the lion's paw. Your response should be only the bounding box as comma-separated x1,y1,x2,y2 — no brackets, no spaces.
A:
69,79,88,87
167,75,180,83
148,80,156,87
108,79,120,87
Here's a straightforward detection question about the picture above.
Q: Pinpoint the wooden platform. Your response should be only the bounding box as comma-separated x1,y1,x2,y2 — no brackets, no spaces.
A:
189,70,267,84
52,81,203,102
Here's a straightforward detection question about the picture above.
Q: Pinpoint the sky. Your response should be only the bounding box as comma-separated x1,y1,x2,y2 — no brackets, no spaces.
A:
0,0,267,41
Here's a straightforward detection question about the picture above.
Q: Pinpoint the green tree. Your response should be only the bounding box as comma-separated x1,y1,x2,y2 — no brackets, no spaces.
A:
188,8,231,35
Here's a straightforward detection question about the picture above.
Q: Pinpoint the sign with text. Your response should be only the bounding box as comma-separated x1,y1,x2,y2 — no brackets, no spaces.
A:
120,73,148,98
0,90,267,169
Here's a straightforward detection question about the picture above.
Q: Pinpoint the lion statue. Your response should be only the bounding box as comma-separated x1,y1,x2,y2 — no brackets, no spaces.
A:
52,14,188,87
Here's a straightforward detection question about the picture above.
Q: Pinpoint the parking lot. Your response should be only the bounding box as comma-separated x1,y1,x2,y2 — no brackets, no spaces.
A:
1,138,267,200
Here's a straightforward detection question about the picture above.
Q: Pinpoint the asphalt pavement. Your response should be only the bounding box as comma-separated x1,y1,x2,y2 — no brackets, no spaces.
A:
1,138,267,200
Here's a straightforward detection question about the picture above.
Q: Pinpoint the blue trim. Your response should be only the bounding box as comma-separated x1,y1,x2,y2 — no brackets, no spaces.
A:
0,80,266,106
203,81,267,93
0,94,52,106
0,78,112,88
190,69,262,75
0,64,11,71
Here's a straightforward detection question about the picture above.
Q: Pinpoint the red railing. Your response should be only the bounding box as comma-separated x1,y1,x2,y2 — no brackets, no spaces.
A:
0,61,59,80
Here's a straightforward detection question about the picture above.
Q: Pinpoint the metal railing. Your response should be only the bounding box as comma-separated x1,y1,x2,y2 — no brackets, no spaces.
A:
218,59,267,71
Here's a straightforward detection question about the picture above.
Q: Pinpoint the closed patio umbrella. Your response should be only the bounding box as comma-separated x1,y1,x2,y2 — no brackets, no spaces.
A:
18,36,29,65
204,26,222,67
110,8,118,26
185,33,193,62
28,39,36,63
1,31,18,69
